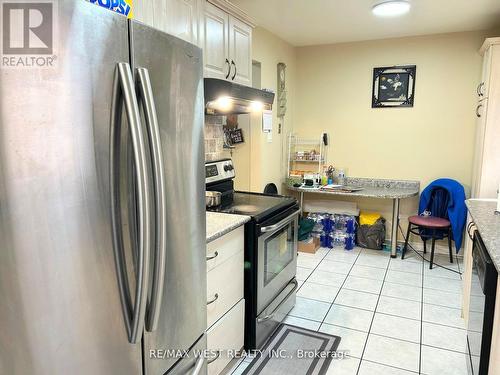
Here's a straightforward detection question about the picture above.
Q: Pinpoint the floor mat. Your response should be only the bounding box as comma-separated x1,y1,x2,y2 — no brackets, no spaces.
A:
242,323,341,375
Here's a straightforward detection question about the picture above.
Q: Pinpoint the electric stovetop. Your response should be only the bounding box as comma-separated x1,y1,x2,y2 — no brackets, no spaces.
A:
207,191,297,223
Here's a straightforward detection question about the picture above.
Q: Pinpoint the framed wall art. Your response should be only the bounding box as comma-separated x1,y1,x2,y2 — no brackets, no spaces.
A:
372,65,416,108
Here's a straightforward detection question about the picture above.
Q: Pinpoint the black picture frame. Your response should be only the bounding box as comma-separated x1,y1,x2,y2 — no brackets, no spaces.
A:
227,128,244,144
372,65,416,108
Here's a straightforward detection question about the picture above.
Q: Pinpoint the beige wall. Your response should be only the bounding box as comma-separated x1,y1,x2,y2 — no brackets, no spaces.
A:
232,27,297,193
243,30,493,195
291,31,495,249
231,28,496,249
295,31,489,191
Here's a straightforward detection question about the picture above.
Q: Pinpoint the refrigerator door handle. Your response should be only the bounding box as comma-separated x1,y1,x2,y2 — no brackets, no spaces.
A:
110,62,152,344
136,67,167,332
190,357,206,375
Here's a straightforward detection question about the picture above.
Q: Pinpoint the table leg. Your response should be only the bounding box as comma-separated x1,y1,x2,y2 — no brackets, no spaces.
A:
299,191,304,215
391,198,400,258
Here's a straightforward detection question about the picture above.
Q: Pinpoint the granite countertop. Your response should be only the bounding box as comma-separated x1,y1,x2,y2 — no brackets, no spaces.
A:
285,177,420,199
206,211,250,243
466,199,500,272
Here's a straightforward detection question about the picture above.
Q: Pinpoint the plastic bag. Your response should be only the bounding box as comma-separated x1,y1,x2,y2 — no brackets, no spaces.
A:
298,218,315,241
357,218,386,250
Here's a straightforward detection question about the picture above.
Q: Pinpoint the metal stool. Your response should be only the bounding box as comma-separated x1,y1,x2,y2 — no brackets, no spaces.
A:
402,215,453,269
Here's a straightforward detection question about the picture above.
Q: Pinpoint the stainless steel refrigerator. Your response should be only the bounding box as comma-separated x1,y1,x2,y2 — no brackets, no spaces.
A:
0,1,206,374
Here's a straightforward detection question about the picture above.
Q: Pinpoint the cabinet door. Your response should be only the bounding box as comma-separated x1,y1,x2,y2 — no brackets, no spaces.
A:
165,0,200,44
479,46,492,98
461,214,474,323
203,2,230,79
207,300,244,375
133,0,155,26
480,95,500,199
229,16,252,86
207,250,244,327
471,99,488,198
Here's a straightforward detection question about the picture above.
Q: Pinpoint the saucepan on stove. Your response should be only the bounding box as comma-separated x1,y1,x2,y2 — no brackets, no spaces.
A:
205,191,222,207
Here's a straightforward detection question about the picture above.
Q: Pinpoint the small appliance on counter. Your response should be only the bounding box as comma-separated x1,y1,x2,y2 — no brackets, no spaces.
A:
205,159,299,349
303,173,322,187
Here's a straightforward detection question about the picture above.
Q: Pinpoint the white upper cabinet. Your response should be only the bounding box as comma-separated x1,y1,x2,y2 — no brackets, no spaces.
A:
228,16,252,86
203,1,253,86
477,44,492,99
133,0,202,46
133,0,155,26
132,0,253,85
202,2,231,80
164,0,201,45
472,38,500,199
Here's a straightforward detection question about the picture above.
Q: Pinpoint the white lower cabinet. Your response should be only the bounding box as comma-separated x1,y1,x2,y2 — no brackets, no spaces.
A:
207,300,245,375
207,227,244,272
206,227,245,375
207,249,244,326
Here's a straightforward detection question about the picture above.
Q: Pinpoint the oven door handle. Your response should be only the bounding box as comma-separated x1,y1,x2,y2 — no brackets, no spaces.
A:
257,278,299,323
260,209,300,233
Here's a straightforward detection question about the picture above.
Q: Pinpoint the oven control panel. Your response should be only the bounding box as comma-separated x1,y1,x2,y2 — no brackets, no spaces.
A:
205,159,235,184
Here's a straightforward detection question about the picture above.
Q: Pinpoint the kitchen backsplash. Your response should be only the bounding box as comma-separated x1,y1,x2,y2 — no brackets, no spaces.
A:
205,115,226,161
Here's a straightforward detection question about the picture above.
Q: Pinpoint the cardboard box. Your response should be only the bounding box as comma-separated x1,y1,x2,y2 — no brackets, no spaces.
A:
298,237,320,254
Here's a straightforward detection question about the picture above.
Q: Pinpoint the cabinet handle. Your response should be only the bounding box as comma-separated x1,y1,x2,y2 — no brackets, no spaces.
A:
467,222,476,240
476,104,483,118
257,278,298,323
231,60,237,80
207,350,221,365
206,251,219,261
207,293,219,305
477,82,485,97
225,58,231,79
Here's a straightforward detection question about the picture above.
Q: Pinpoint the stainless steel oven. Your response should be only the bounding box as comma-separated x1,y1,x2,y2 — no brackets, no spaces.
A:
254,207,299,348
257,208,299,313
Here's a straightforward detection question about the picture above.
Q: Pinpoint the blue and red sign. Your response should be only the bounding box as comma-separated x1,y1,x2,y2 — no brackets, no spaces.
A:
89,0,132,18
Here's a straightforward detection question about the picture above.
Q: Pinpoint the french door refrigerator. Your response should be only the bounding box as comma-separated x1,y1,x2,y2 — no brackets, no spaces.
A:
0,1,206,374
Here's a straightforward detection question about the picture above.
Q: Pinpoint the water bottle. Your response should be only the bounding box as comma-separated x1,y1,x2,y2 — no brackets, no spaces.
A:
338,169,345,185
346,217,356,234
345,233,355,250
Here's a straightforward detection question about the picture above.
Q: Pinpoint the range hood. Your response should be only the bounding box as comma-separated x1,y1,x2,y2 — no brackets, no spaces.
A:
204,78,275,115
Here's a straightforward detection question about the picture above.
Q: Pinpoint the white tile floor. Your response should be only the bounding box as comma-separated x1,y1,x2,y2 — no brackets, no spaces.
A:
229,246,477,375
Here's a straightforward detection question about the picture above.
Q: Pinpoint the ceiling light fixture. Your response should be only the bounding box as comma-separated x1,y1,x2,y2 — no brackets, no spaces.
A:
372,0,411,17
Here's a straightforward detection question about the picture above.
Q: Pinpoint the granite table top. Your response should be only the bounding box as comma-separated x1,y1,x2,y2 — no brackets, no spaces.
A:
285,177,420,199
206,211,250,243
466,199,500,272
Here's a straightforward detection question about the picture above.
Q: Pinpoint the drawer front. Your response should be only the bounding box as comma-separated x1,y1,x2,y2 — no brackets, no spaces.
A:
207,250,244,327
207,300,245,375
207,227,244,272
